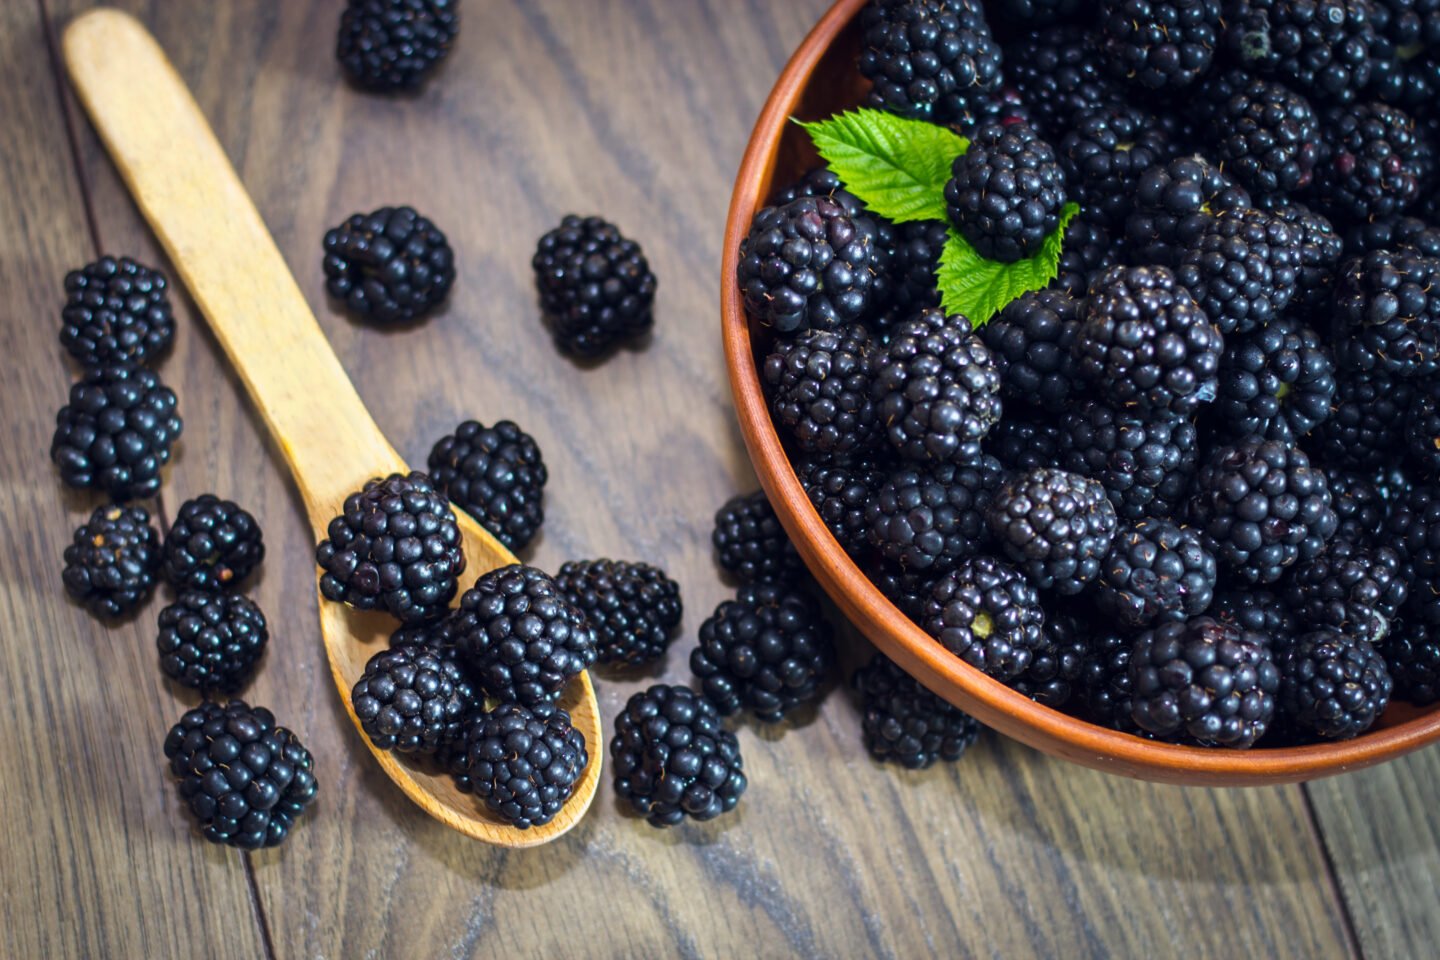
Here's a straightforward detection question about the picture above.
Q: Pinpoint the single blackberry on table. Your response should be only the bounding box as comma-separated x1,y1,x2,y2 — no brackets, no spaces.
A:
1129,616,1279,747
1224,0,1377,105
337,0,457,91
1204,71,1322,196
1260,197,1342,310
554,559,682,667
1094,518,1217,628
762,322,878,459
1331,249,1440,378
1367,0,1440,110
427,419,546,552
156,591,268,692
1321,467,1386,546
871,308,1003,464
1314,101,1426,222
857,0,1003,125
1210,587,1300,647
1059,102,1177,228
1277,628,1392,739
1078,629,1142,731
323,206,454,324
1010,606,1090,707
979,289,1085,414
1055,399,1200,521
986,467,1119,595
797,456,888,560
610,684,746,827
920,555,1045,680
865,456,1005,573
1342,214,1440,258
1405,390,1440,474
1124,154,1253,268
532,215,656,357
1051,214,1123,296
1100,0,1224,91
62,504,160,620
60,256,174,368
1306,368,1413,468
1176,206,1302,335
1075,265,1224,419
351,642,474,754
451,701,587,829
738,196,874,336
162,494,264,593
51,362,182,501
1212,311,1336,442
453,564,597,706
1004,26,1124,140
163,700,318,849
944,119,1067,262
315,471,465,625
1382,618,1440,704
1281,540,1406,643
1188,436,1337,583
713,491,804,585
984,416,1061,472
853,652,981,768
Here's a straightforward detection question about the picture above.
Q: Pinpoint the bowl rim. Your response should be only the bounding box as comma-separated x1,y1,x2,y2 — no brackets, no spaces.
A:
719,0,1440,786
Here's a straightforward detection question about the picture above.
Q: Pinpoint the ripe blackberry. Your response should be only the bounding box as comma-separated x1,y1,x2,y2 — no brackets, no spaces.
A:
1314,101,1426,221
315,471,465,625
1210,587,1300,648
337,0,457,91
163,700,318,849
762,322,878,459
51,363,182,501
610,684,746,827
554,559,682,667
60,256,174,367
1342,214,1440,258
453,564,597,706
1281,540,1406,642
1176,206,1302,334
979,289,1085,414
1078,629,1142,731
864,560,934,621
1322,467,1386,545
162,494,264,592
1383,484,1440,613
1189,437,1337,583
1060,104,1178,230
322,206,454,324
873,309,1002,463
953,86,1034,137
452,702,587,829
944,120,1067,262
1369,0,1440,109
1011,607,1090,707
1405,389,1440,474
1306,368,1412,468
351,642,474,754
985,416,1061,472
156,591,268,692
1100,0,1223,91
857,0,1003,125
1055,400,1200,521
738,196,874,336
986,468,1119,595
1129,616,1279,747
1004,26,1124,140
1331,249,1440,378
62,504,160,620
1075,265,1223,419
920,555,1045,680
988,0,1088,24
426,419,546,552
853,652,981,768
879,219,949,327
713,491,804,584
1383,618,1440,704
797,456,887,559
1052,214,1123,297
1277,629,1392,738
1224,0,1377,105
1205,72,1321,196
1095,518,1217,628
1260,197,1342,310
865,456,1005,573
1212,312,1336,442
1124,154,1252,268
532,215,656,357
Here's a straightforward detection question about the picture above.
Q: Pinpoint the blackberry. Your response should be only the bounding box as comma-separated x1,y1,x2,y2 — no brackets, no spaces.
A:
1277,629,1392,738
1210,587,1300,647
351,642,473,755
1188,437,1337,583
453,564,597,706
1342,214,1440,258
610,684,746,827
322,206,455,324
1176,206,1302,334
944,120,1067,262
1075,265,1223,419
1059,103,1176,228
865,456,1005,573
979,289,1085,414
879,219,949,326
162,494,265,593
51,363,182,501
1224,0,1377,105
1306,368,1412,468
797,456,887,559
872,308,1002,463
1078,629,1142,731
1052,214,1123,296
920,555,1045,680
532,215,656,357
857,0,1003,125
1331,249,1440,378
1011,607,1090,707
1405,389,1440,474
163,700,318,849
762,322,878,459
554,559,682,667
1124,154,1252,267
1055,400,1200,521
1281,540,1406,642
1100,0,1224,91
315,471,465,625
1314,101,1426,221
1205,72,1322,195
1004,26,1124,140
1129,616,1279,747
62,504,160,620
986,468,1119,595
451,702,587,829
337,0,457,91
864,560,935,621
988,0,1087,24
1383,484,1440,616
853,652,981,768
953,86,1034,138
1261,197,1343,310
1212,312,1336,441
426,419,547,553
713,491,804,584
1382,618,1440,704
156,591,268,692
60,256,174,367
1094,518,1217,628
984,416,1061,472
1322,467,1386,545
1368,0,1440,109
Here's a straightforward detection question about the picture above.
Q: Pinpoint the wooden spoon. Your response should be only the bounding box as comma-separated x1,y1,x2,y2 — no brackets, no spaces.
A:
63,8,602,847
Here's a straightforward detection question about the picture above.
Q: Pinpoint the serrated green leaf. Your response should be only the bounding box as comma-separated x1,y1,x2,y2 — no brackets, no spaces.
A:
937,203,1081,326
797,109,967,223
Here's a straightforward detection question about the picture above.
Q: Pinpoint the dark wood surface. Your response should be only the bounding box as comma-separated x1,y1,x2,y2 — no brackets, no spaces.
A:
1,1,1432,957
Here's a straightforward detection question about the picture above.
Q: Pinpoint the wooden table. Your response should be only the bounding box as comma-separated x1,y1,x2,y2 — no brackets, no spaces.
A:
3,2,1436,957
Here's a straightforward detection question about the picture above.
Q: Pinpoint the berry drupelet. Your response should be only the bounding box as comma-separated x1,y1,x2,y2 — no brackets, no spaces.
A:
162,494,265,593
853,652,981,768
865,456,1005,574
51,362,182,501
1281,540,1406,643
452,702,588,829
986,467,1119,596
857,0,1003,125
1124,154,1252,268
1277,629,1392,739
978,289,1086,415
533,215,657,357
762,322,878,460
1100,0,1224,91
1212,312,1336,442
60,256,174,368
1224,0,1377,105
322,206,455,324
62,504,160,620
920,555,1046,681
427,419,547,552
1176,206,1302,335
1055,399,1200,521
713,491,804,585
156,591,269,692
554,559,682,667
337,0,458,91
1306,368,1413,469
1331,249,1440,378
351,643,474,754
1204,71,1321,196
1094,518,1217,629
944,119,1068,262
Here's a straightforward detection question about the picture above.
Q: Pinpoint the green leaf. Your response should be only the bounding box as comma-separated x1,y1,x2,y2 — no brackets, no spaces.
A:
937,203,1081,326
797,109,967,223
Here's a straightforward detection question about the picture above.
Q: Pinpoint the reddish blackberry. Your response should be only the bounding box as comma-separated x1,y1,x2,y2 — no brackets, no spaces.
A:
1281,540,1406,642
1314,101,1426,221
1055,400,1200,521
1176,206,1302,334
979,289,1085,414
1059,103,1177,228
762,322,878,459
944,119,1068,262
1100,0,1223,91
610,684,746,827
857,0,1003,125
1261,197,1343,310
427,419,546,552
853,652,981,768
315,471,465,625
797,456,887,560
451,702,587,829
1331,249,1440,378
1306,368,1412,468
1075,265,1223,419
738,196,874,336
1095,518,1217,628
351,643,474,754
713,491,804,585
337,0,457,91
554,559,682,667
322,206,454,324
1004,26,1124,140
1212,312,1336,442
51,362,182,501
1129,616,1279,747
1405,389,1440,474
1382,618,1440,704
1010,606,1090,707
986,468,1119,595
1369,0,1440,109
1205,72,1322,196
156,591,268,692
984,416,1061,472
872,308,1002,464
62,504,160,620
1342,214,1440,258
162,494,264,593
921,555,1045,680
1124,154,1252,267
164,700,318,849
1322,467,1386,546
1224,0,1377,104
1277,629,1392,738
1052,214,1124,296
60,256,174,368
865,456,1005,573
1210,587,1300,647
1188,437,1337,583
532,215,656,357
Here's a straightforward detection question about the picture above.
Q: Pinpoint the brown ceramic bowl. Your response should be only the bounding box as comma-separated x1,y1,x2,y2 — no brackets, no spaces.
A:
720,0,1440,785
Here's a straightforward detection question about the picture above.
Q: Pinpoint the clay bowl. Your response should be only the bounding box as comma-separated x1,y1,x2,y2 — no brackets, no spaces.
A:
720,0,1440,785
